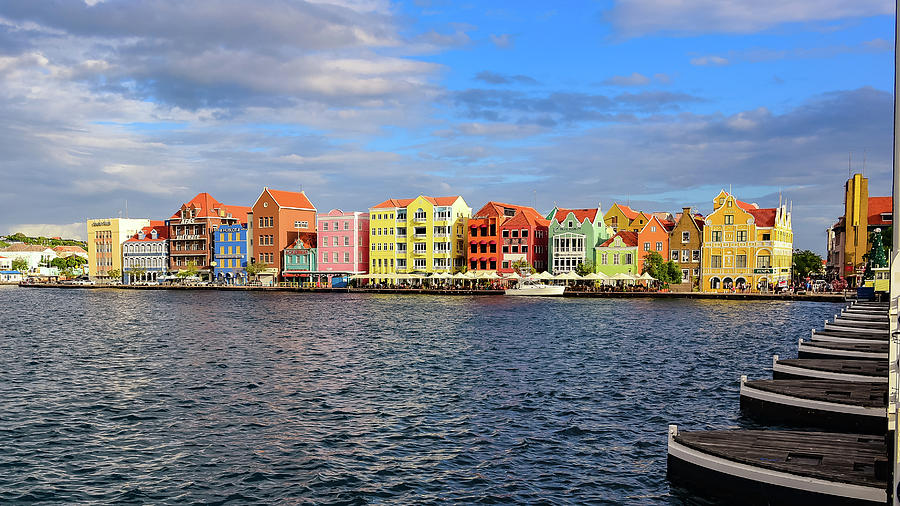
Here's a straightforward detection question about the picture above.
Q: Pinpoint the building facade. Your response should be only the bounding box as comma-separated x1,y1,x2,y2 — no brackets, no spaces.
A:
87,218,150,280
282,234,318,283
213,223,248,285
467,202,545,273
122,222,168,284
317,209,369,284
546,205,611,274
635,215,671,274
249,187,317,282
0,244,57,272
668,207,704,288
167,192,249,278
498,209,550,273
368,195,470,276
702,190,793,292
825,173,892,286
596,231,640,276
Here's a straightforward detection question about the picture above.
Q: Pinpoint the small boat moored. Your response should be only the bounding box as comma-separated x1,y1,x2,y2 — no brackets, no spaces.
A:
772,355,887,383
504,282,565,296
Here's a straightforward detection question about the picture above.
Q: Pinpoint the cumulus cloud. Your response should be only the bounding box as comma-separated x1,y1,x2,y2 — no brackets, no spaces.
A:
606,0,893,37
490,33,514,48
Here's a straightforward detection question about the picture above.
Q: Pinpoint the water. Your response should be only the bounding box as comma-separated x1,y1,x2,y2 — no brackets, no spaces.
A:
0,286,842,504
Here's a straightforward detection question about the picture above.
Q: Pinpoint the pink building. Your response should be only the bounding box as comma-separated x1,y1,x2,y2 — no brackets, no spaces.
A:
316,209,369,285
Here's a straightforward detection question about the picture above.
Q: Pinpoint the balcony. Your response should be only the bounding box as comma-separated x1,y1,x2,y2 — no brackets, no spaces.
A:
413,249,428,256
216,253,244,259
171,251,208,257
413,215,427,223
173,234,205,241
396,216,407,223
433,250,451,256
413,233,428,239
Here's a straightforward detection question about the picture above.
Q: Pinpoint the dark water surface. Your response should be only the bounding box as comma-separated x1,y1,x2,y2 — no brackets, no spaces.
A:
0,286,842,504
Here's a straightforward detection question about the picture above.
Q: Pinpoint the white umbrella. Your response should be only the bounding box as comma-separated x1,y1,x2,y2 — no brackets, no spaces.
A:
638,272,655,281
611,272,633,281
536,271,553,280
504,271,522,280
555,271,583,280
582,272,602,280
482,271,501,280
452,272,469,280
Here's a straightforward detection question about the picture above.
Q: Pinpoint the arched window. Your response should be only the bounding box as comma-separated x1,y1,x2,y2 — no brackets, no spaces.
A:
710,277,721,289
723,277,734,289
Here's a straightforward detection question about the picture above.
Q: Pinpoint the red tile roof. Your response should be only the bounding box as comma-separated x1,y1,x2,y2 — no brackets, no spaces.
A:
371,196,463,209
748,208,777,227
552,207,600,224
868,196,893,226
225,205,251,224
735,199,759,211
266,189,316,210
599,230,638,248
502,208,550,228
126,224,169,242
616,204,639,220
52,245,87,254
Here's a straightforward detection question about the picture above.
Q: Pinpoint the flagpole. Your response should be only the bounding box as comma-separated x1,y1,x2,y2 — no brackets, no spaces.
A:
891,0,899,503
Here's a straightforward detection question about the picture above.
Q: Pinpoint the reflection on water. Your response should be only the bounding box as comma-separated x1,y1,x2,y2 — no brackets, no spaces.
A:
0,286,840,503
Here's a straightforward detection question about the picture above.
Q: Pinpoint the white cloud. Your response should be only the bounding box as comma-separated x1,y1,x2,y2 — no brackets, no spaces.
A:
490,33,514,48
601,72,651,86
607,0,893,37
690,55,730,66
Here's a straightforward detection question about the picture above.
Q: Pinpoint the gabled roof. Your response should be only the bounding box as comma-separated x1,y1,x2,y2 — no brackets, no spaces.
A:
735,199,759,211
599,230,638,248
287,232,318,250
225,205,251,224
126,223,169,242
868,196,893,226
502,208,550,229
611,203,639,220
52,245,87,254
551,207,600,224
638,215,669,235
748,208,777,227
265,188,316,210
170,192,226,219
371,195,463,209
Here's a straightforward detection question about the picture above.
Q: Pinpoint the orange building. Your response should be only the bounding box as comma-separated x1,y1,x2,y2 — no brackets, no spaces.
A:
168,192,250,276
636,215,671,273
467,202,544,272
249,187,317,280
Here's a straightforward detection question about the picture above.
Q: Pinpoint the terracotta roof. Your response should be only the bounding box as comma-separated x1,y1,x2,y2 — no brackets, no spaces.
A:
170,192,224,219
371,196,463,209
502,209,550,229
694,216,706,230
748,208,777,227
552,207,600,224
599,230,638,248
868,196,893,226
126,224,169,242
615,204,639,220
735,199,759,211
1,244,54,253
52,245,87,254
660,219,676,231
266,188,316,210
287,232,318,250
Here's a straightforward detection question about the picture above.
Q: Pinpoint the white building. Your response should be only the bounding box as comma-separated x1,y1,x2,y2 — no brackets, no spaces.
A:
0,244,57,271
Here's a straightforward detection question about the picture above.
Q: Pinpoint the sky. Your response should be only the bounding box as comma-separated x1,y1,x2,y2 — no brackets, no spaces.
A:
0,0,895,253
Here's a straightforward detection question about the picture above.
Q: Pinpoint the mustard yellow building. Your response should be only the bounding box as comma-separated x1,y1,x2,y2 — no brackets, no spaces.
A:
368,196,470,275
604,203,654,232
701,190,792,292
87,218,150,280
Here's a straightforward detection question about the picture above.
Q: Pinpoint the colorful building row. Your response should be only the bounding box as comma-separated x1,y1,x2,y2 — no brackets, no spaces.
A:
86,187,793,292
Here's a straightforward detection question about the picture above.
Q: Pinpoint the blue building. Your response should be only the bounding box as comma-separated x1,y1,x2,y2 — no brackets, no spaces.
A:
213,223,248,285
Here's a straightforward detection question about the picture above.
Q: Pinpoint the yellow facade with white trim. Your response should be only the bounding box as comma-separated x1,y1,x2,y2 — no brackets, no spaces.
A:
368,196,471,275
701,190,793,292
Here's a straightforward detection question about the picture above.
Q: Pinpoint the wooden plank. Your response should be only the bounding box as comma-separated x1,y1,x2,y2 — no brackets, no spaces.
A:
744,379,886,407
776,359,888,378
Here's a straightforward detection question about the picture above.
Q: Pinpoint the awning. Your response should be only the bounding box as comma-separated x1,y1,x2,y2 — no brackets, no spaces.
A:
479,240,487,244
469,240,477,244
489,240,496,244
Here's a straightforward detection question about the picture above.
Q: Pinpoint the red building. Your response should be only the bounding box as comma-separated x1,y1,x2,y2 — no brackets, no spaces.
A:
467,202,544,272
168,192,250,276
499,209,550,273
249,187,317,280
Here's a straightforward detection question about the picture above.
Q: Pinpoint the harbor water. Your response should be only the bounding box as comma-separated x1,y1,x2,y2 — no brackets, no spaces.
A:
0,286,842,503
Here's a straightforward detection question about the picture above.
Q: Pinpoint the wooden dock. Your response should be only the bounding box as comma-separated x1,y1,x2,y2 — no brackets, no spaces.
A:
668,300,891,504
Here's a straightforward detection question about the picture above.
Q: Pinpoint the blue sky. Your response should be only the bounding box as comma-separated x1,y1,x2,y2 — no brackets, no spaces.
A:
0,0,894,253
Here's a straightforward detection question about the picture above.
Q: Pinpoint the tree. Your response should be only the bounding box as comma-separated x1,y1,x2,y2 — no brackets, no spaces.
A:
11,257,28,272
108,268,121,280
574,260,595,276
792,249,823,279
245,261,268,282
665,261,683,284
129,266,147,282
642,251,682,285
0,241,8,249
511,259,535,276
453,264,468,274
176,261,199,279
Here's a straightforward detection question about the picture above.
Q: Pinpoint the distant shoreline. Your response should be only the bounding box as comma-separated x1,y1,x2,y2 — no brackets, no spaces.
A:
12,283,847,302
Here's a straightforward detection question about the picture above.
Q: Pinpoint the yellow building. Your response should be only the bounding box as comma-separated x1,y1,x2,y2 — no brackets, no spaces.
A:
701,190,792,292
603,203,654,232
368,196,471,275
86,218,150,280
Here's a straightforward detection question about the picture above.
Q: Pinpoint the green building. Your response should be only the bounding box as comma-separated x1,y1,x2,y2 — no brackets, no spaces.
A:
546,205,612,274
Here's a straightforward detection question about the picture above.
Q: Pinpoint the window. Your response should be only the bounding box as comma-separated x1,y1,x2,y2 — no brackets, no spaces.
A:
502,261,509,269
502,230,509,238
333,252,339,263
711,231,722,242
682,269,689,279
681,249,689,262
502,245,509,253
344,236,350,246
323,222,328,231
711,255,722,268
613,254,619,265
656,241,662,251
736,230,747,242
414,258,426,269
643,242,650,251
344,221,350,230
671,250,679,261
414,208,426,221
511,230,519,238
333,222,338,230
397,227,406,237
651,226,657,232
511,245,519,253
692,250,699,262
414,243,426,253
521,245,528,253
757,255,771,268
601,253,608,265
735,255,747,268
521,230,529,237
682,231,690,243
724,215,734,225
762,233,771,241
624,253,633,265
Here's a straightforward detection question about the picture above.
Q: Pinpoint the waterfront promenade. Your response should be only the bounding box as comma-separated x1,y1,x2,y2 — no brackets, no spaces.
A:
15,282,846,302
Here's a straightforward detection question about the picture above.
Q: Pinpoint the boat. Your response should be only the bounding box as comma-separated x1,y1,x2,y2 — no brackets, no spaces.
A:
772,355,888,383
504,282,565,296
